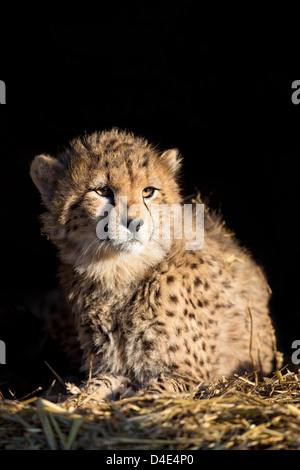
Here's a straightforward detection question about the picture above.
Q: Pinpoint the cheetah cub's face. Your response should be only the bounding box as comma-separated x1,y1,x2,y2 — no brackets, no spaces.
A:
30,129,183,275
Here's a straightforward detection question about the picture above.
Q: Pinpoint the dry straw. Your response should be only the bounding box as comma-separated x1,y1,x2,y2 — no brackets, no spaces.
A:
1,367,300,450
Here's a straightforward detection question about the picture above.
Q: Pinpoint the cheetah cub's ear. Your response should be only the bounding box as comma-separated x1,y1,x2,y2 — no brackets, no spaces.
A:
30,154,64,207
160,148,182,176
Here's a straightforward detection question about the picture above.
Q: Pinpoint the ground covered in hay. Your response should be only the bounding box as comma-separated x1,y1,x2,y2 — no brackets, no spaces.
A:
1,368,300,450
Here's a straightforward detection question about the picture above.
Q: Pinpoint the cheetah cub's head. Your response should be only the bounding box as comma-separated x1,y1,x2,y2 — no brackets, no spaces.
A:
30,129,183,280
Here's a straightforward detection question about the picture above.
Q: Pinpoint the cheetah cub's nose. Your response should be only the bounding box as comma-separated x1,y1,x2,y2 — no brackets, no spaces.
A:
127,217,144,233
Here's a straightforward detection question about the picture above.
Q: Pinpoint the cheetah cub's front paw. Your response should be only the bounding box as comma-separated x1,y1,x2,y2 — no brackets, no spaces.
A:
81,373,137,402
137,372,198,396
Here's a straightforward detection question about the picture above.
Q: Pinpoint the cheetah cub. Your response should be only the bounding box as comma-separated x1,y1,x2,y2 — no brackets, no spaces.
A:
30,128,276,399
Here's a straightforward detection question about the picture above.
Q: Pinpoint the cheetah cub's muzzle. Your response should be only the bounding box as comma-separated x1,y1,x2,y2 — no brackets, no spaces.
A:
95,195,154,255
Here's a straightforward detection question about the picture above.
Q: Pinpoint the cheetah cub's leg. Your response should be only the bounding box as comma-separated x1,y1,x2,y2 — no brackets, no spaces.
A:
138,373,198,395
81,373,137,401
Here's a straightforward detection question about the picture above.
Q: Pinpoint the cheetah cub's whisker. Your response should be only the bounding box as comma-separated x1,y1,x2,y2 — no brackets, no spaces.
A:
30,128,278,400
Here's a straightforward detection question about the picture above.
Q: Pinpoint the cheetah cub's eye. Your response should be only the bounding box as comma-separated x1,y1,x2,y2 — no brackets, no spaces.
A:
142,187,156,199
95,186,113,198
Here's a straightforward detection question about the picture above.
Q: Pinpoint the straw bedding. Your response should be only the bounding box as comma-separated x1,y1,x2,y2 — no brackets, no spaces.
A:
1,367,300,450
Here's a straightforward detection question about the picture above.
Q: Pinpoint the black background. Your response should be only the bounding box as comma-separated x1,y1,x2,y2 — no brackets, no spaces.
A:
0,16,299,361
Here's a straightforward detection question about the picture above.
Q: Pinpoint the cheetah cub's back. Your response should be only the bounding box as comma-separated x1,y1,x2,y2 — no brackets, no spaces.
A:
30,128,277,400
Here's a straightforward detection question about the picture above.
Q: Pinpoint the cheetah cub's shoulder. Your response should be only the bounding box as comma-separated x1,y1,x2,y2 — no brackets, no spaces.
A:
30,128,277,400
